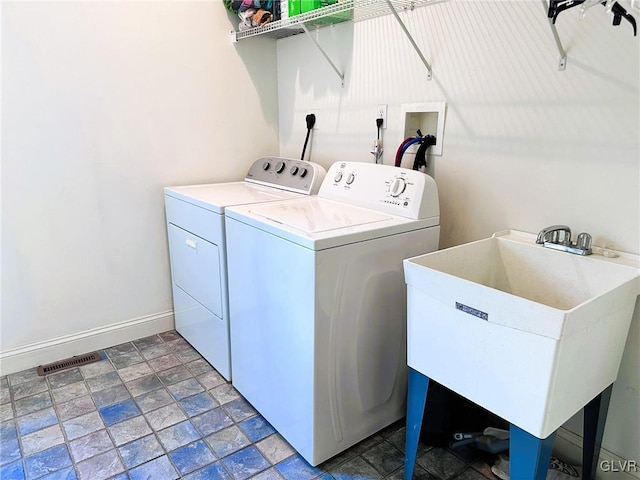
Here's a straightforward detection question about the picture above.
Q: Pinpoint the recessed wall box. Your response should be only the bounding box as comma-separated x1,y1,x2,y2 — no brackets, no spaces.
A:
400,102,446,157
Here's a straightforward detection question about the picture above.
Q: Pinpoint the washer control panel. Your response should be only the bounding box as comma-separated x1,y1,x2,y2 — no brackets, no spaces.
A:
245,157,327,195
319,161,439,220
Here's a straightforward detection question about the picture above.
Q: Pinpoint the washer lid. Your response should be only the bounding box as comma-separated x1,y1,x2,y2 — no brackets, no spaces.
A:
164,181,301,214
251,199,392,233
226,197,438,250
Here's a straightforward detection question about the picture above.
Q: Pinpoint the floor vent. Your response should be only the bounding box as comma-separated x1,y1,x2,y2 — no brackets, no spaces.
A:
37,351,102,376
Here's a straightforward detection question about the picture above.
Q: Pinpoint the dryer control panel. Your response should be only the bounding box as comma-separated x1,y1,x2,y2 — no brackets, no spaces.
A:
319,162,439,220
245,157,326,195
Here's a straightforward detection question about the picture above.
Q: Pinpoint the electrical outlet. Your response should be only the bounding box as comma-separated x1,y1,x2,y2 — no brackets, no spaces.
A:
376,104,387,128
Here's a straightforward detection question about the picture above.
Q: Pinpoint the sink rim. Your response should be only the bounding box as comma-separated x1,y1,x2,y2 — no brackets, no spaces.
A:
406,229,640,312
404,230,640,340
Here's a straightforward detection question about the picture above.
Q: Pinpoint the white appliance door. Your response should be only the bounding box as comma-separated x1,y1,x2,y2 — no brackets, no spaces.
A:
168,224,223,319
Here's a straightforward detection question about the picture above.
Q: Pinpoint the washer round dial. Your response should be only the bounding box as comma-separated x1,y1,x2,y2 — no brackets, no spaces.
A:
275,161,286,174
262,161,271,171
346,173,355,185
290,166,299,175
299,167,308,178
334,172,343,183
390,178,407,197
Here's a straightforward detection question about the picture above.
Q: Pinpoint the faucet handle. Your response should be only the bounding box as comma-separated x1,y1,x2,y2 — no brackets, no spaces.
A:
576,232,592,251
536,225,572,244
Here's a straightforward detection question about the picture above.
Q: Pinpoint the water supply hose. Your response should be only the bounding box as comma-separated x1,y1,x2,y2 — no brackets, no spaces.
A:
395,135,424,167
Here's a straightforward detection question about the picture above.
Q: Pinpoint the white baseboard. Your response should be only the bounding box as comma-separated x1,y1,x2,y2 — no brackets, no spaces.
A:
0,310,175,376
555,427,640,480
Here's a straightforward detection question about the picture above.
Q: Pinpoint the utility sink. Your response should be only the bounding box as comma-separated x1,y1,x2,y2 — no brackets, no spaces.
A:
404,230,640,438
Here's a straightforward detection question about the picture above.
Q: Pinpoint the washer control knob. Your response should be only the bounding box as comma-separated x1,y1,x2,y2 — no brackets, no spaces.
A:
390,178,407,197
275,161,286,174
262,161,271,171
334,172,343,183
290,166,299,176
346,173,355,185
299,167,308,178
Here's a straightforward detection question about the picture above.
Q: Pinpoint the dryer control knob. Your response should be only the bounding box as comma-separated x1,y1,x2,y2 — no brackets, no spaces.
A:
390,178,407,197
290,166,299,176
275,161,286,174
262,161,271,171
346,173,355,185
299,167,308,178
334,172,343,183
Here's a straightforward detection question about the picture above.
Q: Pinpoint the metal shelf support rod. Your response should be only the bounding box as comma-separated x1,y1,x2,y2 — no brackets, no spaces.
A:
301,24,345,87
542,0,567,70
384,0,432,80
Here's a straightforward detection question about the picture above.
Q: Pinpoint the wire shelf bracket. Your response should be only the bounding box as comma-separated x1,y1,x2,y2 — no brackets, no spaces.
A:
542,0,568,70
384,0,433,80
301,24,345,87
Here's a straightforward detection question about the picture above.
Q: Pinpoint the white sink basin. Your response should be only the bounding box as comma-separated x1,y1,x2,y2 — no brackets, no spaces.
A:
404,230,640,438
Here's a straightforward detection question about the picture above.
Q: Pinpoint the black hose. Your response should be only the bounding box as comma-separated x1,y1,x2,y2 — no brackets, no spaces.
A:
412,135,437,171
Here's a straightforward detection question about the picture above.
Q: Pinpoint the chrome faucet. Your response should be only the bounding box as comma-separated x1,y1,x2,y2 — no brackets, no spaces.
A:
536,225,572,245
536,225,592,256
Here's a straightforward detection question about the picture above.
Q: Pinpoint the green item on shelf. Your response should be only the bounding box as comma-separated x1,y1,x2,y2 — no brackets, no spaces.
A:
300,0,326,13
288,0,301,16
301,0,352,24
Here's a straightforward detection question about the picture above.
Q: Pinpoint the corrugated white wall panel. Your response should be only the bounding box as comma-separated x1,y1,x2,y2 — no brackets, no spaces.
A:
277,0,639,464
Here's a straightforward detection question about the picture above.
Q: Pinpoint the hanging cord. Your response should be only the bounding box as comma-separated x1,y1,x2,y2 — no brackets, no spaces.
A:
301,114,316,161
372,118,384,164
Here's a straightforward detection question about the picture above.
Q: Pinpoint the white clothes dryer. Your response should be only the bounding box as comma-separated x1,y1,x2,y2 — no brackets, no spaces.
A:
225,161,440,465
164,157,326,380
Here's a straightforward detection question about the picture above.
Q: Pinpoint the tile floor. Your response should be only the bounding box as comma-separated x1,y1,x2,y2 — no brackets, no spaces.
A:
0,331,497,480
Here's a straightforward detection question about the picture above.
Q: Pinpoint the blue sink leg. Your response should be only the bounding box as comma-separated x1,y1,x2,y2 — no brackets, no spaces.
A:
510,424,556,480
404,368,429,480
583,384,613,480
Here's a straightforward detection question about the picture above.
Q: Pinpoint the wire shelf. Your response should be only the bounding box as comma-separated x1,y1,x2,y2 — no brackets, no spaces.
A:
231,0,447,41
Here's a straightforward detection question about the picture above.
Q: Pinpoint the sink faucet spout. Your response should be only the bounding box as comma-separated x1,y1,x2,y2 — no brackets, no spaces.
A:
536,225,572,245
536,225,592,255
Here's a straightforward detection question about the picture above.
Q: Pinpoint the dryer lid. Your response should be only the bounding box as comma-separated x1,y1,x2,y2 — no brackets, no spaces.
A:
164,182,301,213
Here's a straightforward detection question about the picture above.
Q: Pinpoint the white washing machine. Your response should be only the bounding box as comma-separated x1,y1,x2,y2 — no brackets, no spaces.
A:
225,161,440,465
164,157,326,380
